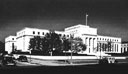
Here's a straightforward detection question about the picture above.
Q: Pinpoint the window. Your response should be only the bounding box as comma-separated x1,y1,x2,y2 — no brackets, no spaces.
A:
12,38,14,40
12,43,14,51
38,32,40,35
33,31,35,34
42,32,44,35
59,34,61,36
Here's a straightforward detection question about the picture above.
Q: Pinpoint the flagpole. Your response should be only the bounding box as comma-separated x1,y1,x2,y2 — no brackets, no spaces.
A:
86,13,88,26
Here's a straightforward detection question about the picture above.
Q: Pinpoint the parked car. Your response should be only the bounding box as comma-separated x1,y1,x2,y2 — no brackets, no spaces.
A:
0,55,16,66
99,57,118,64
17,56,28,62
107,57,118,64
99,57,109,64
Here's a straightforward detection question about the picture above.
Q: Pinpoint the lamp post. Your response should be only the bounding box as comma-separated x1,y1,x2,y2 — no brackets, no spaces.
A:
70,34,74,64
29,49,32,63
100,46,101,59
70,43,73,64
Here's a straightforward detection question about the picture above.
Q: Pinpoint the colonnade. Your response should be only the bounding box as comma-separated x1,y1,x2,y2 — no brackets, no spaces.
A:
85,37,97,53
84,37,120,53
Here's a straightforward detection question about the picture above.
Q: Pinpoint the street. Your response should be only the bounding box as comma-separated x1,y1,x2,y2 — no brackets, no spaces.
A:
0,57,128,74
0,63,128,74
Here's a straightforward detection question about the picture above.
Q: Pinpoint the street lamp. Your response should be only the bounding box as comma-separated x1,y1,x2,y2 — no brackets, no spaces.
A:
29,49,32,63
70,34,74,64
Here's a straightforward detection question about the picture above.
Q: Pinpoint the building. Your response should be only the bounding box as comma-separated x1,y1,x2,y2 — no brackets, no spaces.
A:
121,41,128,53
5,24,122,55
65,24,121,55
5,36,17,54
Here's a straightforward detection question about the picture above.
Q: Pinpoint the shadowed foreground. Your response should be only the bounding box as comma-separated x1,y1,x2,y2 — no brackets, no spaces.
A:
0,63,128,73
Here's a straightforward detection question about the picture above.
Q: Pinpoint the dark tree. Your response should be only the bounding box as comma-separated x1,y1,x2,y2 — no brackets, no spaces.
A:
29,37,36,51
0,41,5,53
70,37,86,53
29,31,63,55
62,38,71,51
45,31,63,56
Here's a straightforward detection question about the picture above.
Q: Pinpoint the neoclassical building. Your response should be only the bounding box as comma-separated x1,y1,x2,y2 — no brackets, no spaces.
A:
5,24,122,55
5,36,17,54
64,24,121,55
121,41,128,53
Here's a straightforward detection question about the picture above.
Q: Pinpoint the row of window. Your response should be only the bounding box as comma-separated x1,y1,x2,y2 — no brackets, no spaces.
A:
33,31,70,37
97,38,119,42
85,37,119,42
58,34,70,37
33,31,46,35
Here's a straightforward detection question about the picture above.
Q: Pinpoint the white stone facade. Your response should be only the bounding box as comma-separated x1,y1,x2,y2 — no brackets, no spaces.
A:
5,36,17,54
5,24,122,55
121,42,128,53
64,24,121,54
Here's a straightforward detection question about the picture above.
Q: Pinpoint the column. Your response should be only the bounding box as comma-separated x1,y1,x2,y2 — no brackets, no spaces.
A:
116,44,118,52
86,37,89,53
85,37,88,45
90,38,93,53
93,38,95,52
115,44,116,52
89,38,91,53
93,38,97,51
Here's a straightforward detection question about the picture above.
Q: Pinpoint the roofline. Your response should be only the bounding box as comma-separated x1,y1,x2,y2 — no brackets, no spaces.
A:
16,27,50,33
98,35,121,39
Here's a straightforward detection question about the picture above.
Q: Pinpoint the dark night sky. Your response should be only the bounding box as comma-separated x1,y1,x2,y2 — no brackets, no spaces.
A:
0,0,128,42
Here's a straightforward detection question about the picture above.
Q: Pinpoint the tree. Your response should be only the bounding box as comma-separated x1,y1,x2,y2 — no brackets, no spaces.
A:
45,31,63,56
70,37,86,53
62,37,87,53
29,37,36,51
96,41,113,53
62,38,71,52
29,31,63,55
0,41,5,53
29,32,87,55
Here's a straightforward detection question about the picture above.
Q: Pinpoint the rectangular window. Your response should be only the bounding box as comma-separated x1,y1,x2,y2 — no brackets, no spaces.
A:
33,31,35,34
38,32,40,35
12,43,14,52
42,32,44,35
12,38,14,40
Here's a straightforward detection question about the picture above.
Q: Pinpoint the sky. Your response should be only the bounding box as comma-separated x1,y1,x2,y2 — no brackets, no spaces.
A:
0,0,128,42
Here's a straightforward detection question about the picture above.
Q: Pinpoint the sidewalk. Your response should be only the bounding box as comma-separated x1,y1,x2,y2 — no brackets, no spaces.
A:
15,61,40,66
29,58,98,66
